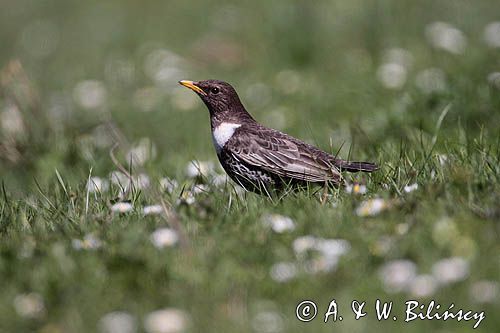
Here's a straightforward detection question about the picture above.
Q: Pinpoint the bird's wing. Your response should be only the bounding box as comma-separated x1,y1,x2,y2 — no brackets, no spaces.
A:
227,126,341,183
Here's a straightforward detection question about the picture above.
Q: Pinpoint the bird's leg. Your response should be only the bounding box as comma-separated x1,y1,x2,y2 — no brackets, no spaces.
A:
320,182,329,205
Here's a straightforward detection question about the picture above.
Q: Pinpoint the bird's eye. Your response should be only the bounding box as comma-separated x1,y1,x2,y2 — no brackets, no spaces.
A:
211,87,220,94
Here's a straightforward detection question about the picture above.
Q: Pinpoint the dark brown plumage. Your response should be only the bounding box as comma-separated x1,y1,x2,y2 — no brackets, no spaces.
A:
179,79,378,194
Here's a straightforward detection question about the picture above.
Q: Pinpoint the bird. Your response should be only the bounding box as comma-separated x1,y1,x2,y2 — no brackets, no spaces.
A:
179,79,378,195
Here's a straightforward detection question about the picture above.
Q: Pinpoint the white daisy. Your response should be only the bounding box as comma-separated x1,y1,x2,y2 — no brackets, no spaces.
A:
483,22,500,48
262,214,295,233
292,235,317,255
432,257,469,285
409,275,438,298
87,176,109,193
126,138,156,166
111,202,133,213
377,63,407,89
469,280,499,304
13,293,46,319
98,311,137,333
270,262,297,283
143,205,164,216
73,80,107,109
404,183,418,193
425,22,467,54
346,183,367,194
415,68,447,94
150,228,179,249
159,177,179,193
378,259,417,292
355,198,388,217
185,160,215,178
72,234,102,250
251,310,284,333
144,308,189,333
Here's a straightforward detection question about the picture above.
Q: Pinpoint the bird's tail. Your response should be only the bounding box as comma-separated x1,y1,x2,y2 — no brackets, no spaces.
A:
336,160,379,173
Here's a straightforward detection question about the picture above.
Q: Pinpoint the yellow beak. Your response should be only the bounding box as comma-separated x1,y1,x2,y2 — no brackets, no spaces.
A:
179,80,207,96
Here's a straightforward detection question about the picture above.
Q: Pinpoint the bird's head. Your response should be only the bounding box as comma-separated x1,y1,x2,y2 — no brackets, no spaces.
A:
179,79,248,117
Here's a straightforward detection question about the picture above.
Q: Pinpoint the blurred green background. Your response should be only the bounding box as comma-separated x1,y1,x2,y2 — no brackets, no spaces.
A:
1,0,499,189
0,0,499,332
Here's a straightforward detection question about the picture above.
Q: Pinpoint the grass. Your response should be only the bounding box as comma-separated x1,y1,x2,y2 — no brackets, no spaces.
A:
1,0,500,332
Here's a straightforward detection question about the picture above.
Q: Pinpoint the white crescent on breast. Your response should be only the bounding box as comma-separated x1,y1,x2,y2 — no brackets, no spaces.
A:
212,123,242,154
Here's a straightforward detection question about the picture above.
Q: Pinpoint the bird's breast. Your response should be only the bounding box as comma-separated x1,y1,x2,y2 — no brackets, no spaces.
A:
211,122,242,154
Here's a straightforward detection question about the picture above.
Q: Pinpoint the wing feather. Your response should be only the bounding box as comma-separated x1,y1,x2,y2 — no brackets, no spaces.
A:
227,126,341,183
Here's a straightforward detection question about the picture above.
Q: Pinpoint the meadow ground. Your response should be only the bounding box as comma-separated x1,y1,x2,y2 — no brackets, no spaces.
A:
0,1,499,332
